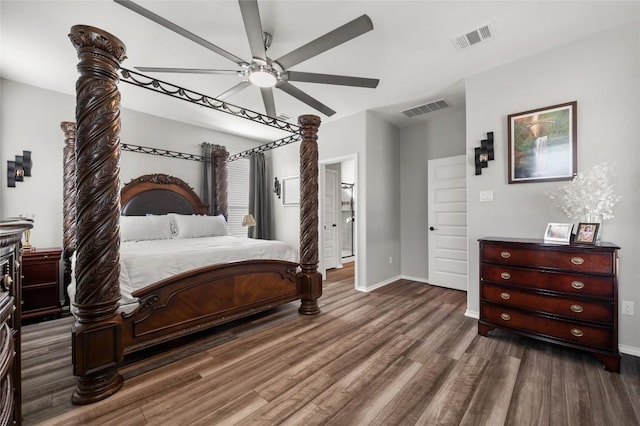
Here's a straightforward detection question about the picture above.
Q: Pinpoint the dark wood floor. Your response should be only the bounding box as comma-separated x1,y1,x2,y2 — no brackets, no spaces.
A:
22,261,640,425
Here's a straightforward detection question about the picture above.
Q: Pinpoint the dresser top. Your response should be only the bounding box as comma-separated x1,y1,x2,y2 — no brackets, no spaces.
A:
0,219,33,235
479,237,619,250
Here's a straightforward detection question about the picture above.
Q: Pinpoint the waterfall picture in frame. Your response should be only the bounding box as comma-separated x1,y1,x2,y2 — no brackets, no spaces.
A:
508,101,577,183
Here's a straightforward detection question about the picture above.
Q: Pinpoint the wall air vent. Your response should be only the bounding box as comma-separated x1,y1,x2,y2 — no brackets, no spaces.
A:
452,22,495,51
401,99,450,118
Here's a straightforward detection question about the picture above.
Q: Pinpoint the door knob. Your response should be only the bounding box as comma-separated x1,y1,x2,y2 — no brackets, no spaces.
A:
429,226,437,231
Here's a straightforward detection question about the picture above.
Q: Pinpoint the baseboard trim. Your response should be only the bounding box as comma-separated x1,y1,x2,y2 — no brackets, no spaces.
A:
399,275,428,284
465,309,479,319
619,344,640,357
356,275,402,292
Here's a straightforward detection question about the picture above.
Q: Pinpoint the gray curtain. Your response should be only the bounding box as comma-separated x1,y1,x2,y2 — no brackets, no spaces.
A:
249,153,272,239
202,143,216,215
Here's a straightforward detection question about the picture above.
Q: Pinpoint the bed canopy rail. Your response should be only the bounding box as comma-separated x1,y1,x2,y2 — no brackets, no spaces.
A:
66,24,322,405
119,68,300,134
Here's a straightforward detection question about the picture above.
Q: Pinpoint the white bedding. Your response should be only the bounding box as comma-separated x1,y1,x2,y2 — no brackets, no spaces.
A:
68,236,298,307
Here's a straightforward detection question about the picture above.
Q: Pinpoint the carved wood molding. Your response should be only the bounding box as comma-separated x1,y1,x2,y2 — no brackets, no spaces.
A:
213,146,229,217
61,121,77,260
69,24,126,405
120,173,209,215
298,115,321,272
297,114,322,315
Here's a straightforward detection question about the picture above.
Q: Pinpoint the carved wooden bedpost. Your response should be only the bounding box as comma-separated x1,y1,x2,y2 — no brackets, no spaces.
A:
297,115,322,315
68,25,126,405
213,145,229,217
60,121,76,304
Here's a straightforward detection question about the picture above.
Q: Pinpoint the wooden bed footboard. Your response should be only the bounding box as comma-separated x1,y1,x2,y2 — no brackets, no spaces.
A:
120,260,299,353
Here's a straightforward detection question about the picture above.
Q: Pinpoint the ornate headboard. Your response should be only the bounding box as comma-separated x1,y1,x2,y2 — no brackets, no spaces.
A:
120,174,208,216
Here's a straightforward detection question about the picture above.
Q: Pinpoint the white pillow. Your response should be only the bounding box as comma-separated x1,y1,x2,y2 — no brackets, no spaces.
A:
169,214,229,238
120,215,176,242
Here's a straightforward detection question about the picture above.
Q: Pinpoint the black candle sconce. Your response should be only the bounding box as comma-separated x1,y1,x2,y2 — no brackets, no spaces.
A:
474,132,494,175
273,177,281,199
7,150,31,187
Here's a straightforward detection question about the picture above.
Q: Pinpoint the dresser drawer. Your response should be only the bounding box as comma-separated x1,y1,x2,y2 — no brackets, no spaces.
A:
481,263,614,298
481,303,613,349
481,243,615,274
0,323,14,381
22,261,58,287
482,283,613,323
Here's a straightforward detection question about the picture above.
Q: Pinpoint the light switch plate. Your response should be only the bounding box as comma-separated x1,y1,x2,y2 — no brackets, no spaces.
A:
479,190,494,202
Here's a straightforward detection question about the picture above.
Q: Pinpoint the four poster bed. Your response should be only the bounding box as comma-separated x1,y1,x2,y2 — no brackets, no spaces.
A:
63,25,322,404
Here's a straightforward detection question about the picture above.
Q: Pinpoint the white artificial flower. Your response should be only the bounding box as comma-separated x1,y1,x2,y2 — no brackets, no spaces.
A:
545,162,621,221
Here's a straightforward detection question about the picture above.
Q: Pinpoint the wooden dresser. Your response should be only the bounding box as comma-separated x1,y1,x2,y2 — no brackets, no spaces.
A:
0,221,32,425
478,237,620,372
21,248,62,321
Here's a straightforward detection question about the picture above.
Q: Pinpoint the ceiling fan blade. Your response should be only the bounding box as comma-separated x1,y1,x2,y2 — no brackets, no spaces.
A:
277,82,336,117
260,87,277,118
238,0,267,62
114,0,249,66
217,81,251,100
135,67,241,75
286,71,379,88
275,14,373,70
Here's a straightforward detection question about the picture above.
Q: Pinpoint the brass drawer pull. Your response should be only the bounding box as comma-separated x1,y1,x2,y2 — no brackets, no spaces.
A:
500,251,511,259
570,304,584,313
571,281,585,290
500,272,511,280
500,313,511,321
571,257,584,265
571,328,584,337
500,292,511,300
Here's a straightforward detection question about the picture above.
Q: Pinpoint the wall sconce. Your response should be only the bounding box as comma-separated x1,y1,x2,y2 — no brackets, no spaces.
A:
474,132,494,175
274,177,281,198
7,150,32,187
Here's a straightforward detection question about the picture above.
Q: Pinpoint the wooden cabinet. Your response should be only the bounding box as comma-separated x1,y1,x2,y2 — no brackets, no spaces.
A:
21,248,62,321
478,237,620,372
0,221,31,425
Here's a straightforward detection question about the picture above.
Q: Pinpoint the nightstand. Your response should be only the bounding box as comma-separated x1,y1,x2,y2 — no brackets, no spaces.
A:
21,247,62,321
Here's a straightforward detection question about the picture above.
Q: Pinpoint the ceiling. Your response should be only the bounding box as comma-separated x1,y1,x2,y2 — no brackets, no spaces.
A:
1,1,637,141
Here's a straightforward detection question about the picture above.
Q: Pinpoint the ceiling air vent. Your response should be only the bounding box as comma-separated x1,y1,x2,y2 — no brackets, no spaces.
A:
401,99,450,118
276,113,293,122
452,22,495,51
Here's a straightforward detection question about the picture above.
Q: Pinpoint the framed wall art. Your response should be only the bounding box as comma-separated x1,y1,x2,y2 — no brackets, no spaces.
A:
281,176,300,206
508,101,577,184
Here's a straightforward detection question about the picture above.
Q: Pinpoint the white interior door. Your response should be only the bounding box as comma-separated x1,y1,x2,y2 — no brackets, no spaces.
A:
427,155,467,291
323,169,339,270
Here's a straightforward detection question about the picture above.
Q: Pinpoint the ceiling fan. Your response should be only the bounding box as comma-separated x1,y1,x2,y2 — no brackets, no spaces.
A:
115,0,380,118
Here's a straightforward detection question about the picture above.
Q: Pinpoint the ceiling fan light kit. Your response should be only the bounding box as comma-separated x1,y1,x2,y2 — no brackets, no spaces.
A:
248,65,278,88
115,0,380,118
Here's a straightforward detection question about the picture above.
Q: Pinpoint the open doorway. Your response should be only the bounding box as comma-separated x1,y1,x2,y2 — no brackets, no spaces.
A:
320,155,358,288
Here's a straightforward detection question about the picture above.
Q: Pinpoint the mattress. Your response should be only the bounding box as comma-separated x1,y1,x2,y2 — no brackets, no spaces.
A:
68,236,298,307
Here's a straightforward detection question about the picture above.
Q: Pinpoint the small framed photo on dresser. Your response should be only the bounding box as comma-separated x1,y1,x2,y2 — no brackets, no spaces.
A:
544,223,573,244
574,222,600,244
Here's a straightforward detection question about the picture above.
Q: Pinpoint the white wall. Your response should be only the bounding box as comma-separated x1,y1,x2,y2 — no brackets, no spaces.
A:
271,111,402,291
1,79,263,249
465,22,640,352
399,111,466,281
364,111,401,289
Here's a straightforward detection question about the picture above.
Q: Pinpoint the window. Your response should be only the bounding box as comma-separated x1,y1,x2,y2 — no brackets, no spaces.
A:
226,158,249,237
